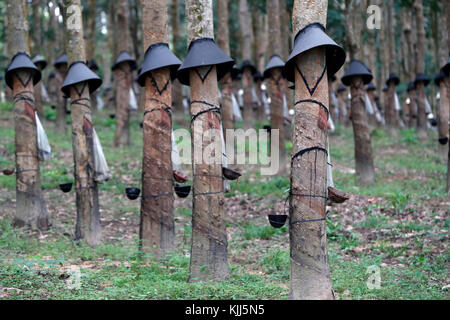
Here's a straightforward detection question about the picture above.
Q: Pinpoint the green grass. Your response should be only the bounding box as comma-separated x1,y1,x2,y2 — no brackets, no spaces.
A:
241,222,286,240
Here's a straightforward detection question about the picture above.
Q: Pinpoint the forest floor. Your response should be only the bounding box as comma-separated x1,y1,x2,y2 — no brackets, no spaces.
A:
0,101,448,300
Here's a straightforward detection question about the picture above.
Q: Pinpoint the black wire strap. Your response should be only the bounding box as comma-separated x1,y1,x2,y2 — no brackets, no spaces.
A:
291,217,326,225
70,98,91,109
76,186,96,191
294,99,329,119
16,154,37,158
291,146,328,165
190,101,221,125
193,174,222,179
192,190,224,197
141,192,172,199
143,98,173,117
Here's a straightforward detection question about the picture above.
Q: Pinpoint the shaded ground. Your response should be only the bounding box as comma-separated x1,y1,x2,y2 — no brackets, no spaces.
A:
0,101,448,299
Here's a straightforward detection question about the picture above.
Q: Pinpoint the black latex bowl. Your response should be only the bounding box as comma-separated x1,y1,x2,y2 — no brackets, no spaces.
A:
2,168,14,176
268,214,287,228
125,187,141,200
263,125,271,133
222,167,241,181
59,183,73,193
175,185,191,198
109,114,116,119
51,105,56,110
431,119,437,127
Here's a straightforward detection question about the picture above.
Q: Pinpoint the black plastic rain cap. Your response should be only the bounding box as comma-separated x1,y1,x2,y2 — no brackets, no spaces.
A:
54,53,68,68
386,73,400,86
329,74,337,82
112,51,137,71
285,23,346,82
263,55,285,79
414,73,430,86
253,71,264,81
268,214,287,228
337,83,346,92
443,56,450,76
137,43,182,87
125,187,141,200
407,82,415,92
241,60,257,74
174,185,191,198
32,54,48,70
367,82,376,91
61,61,103,96
231,65,241,80
176,38,234,86
5,52,41,89
89,59,99,71
434,69,446,86
341,60,373,86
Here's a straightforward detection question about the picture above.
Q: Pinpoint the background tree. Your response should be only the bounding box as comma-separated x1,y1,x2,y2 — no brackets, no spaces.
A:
217,0,234,137
7,0,49,230
113,0,132,147
266,0,286,167
63,0,101,246
239,0,254,130
414,0,427,140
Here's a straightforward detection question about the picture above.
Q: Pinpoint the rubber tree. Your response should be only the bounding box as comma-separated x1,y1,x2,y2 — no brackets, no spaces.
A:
217,0,234,137
239,0,255,130
414,0,427,140
6,0,49,230
85,0,96,62
138,0,176,257
113,0,133,147
63,0,101,246
266,0,286,167
170,0,184,126
342,61,376,186
31,0,43,117
55,60,68,135
287,0,337,300
183,0,229,282
386,77,399,135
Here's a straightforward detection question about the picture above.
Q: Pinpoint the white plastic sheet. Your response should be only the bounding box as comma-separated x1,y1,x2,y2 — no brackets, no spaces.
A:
35,112,52,161
231,93,243,121
394,93,401,111
93,128,112,182
425,96,431,114
328,114,335,133
364,93,374,115
129,88,137,110
41,84,50,103
172,130,182,171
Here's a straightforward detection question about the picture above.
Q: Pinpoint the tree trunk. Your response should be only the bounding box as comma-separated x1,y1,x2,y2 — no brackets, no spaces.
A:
386,82,397,134
438,80,449,152
113,0,132,147
239,0,254,130
279,0,290,61
55,67,68,134
414,0,427,140
350,77,376,185
289,0,333,300
139,0,175,257
267,0,286,166
171,0,184,126
63,0,101,247
217,0,234,137
186,0,229,282
32,0,41,54
85,0,96,62
7,0,49,230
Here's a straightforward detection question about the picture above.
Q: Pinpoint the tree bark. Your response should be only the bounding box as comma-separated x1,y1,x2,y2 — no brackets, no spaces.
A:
113,0,132,147
139,0,175,257
7,0,49,230
32,0,41,54
217,0,234,137
414,0,427,140
386,82,397,134
186,0,229,282
63,0,101,246
289,0,333,300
